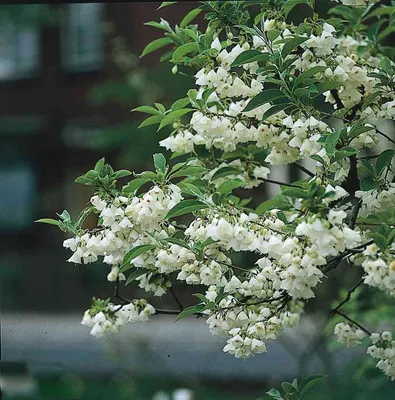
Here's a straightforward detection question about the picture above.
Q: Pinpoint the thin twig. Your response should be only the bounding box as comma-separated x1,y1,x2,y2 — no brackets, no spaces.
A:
261,178,303,188
293,162,315,178
155,308,183,315
114,277,120,298
357,154,380,160
331,309,371,336
169,286,184,311
331,278,364,313
323,240,374,274
330,89,345,110
376,128,395,146
349,199,362,229
220,293,288,310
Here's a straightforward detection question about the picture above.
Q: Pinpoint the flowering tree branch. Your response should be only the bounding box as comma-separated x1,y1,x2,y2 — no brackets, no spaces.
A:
38,0,395,381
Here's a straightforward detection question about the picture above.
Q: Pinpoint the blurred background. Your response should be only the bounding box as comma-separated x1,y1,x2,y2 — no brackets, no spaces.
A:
1,2,395,399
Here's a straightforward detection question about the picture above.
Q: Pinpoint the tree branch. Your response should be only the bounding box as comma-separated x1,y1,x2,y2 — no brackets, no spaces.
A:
261,178,303,188
331,309,371,336
331,278,364,314
330,89,345,110
376,128,395,146
349,198,362,229
169,286,184,311
293,162,315,178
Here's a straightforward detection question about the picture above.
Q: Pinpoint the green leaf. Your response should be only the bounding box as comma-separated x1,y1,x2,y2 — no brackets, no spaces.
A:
378,26,395,42
243,89,287,112
140,37,173,58
310,154,326,165
164,237,191,249
175,304,206,321
139,171,159,180
171,97,190,111
113,170,132,180
170,166,207,179
360,159,375,177
281,381,295,394
126,269,148,285
35,218,63,228
155,103,166,114
266,388,282,398
325,130,341,156
132,106,160,115
380,56,392,73
294,66,328,87
267,29,281,42
256,195,291,214
260,104,291,121
334,147,358,161
120,245,157,272
158,108,194,130
360,176,376,191
298,375,326,399
231,50,269,67
281,36,308,58
369,232,388,251
193,293,208,303
178,182,204,198
282,187,309,198
138,115,163,129
94,158,105,172
144,20,173,33
157,2,177,10
211,166,242,181
153,153,167,173
365,6,395,19
180,8,202,28
74,170,99,185
171,42,199,62
58,210,71,222
283,0,312,17
348,125,374,141
312,81,341,96
217,178,244,195
375,149,395,176
165,199,209,219
123,178,151,195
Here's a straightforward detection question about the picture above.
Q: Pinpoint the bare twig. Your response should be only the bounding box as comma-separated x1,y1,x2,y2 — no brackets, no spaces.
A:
261,178,303,188
294,162,315,178
349,199,362,229
331,309,371,336
376,128,395,146
169,286,184,311
331,278,364,314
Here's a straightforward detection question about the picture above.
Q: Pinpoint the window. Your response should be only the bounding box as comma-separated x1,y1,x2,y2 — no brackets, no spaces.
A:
61,3,104,72
0,22,40,81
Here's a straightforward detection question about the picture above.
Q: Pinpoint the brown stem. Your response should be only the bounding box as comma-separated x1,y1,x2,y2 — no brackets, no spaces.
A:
331,309,371,336
331,278,364,314
294,162,315,178
169,286,184,311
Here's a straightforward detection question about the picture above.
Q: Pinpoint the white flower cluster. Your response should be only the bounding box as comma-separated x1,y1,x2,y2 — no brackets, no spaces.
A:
159,19,389,179
202,159,270,190
334,322,366,347
333,0,377,6
81,299,155,338
204,286,303,359
355,184,395,216
64,184,183,279
368,331,395,380
359,243,395,296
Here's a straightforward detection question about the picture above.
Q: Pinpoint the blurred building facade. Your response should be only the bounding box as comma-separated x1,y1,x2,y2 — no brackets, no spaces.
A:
0,2,197,312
